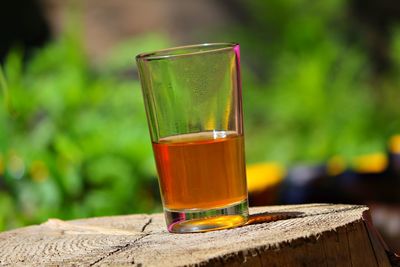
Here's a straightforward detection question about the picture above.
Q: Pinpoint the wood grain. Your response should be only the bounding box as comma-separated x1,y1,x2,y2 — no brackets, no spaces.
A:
0,204,393,266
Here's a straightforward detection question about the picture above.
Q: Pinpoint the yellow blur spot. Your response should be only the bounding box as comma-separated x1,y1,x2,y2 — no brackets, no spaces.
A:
246,163,285,193
327,156,346,176
8,150,25,179
30,160,49,182
353,153,388,173
389,135,400,153
0,154,4,175
205,115,216,130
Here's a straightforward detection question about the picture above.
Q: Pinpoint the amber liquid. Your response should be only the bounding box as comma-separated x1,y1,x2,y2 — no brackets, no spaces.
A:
152,131,247,210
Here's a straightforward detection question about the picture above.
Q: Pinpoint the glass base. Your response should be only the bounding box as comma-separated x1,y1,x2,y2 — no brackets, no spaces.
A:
164,199,249,233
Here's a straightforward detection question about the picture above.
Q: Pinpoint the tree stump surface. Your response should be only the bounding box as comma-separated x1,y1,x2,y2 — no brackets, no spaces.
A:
0,203,397,266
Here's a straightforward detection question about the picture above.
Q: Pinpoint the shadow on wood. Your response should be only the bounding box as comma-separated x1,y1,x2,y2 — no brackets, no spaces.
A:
246,211,303,225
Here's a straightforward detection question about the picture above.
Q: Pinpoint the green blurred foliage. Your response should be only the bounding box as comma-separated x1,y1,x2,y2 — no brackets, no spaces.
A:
226,0,400,164
1,0,400,230
0,23,171,230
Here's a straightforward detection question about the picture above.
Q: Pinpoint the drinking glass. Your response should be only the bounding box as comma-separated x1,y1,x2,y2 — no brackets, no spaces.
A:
136,43,249,233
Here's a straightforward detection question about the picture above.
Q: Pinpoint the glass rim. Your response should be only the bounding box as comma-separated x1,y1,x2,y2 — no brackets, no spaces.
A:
136,42,239,61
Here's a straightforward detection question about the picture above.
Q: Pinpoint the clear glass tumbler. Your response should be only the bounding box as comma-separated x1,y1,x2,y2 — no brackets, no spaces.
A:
136,43,249,233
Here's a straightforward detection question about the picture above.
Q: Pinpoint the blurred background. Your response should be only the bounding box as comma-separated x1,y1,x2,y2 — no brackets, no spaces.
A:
0,0,399,252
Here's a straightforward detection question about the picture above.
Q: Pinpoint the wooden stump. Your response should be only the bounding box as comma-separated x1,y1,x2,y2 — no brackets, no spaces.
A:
0,204,397,266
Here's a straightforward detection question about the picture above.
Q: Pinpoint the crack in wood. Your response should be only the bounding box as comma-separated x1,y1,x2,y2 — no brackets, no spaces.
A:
141,218,152,232
89,234,149,266
345,226,354,267
364,221,381,266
